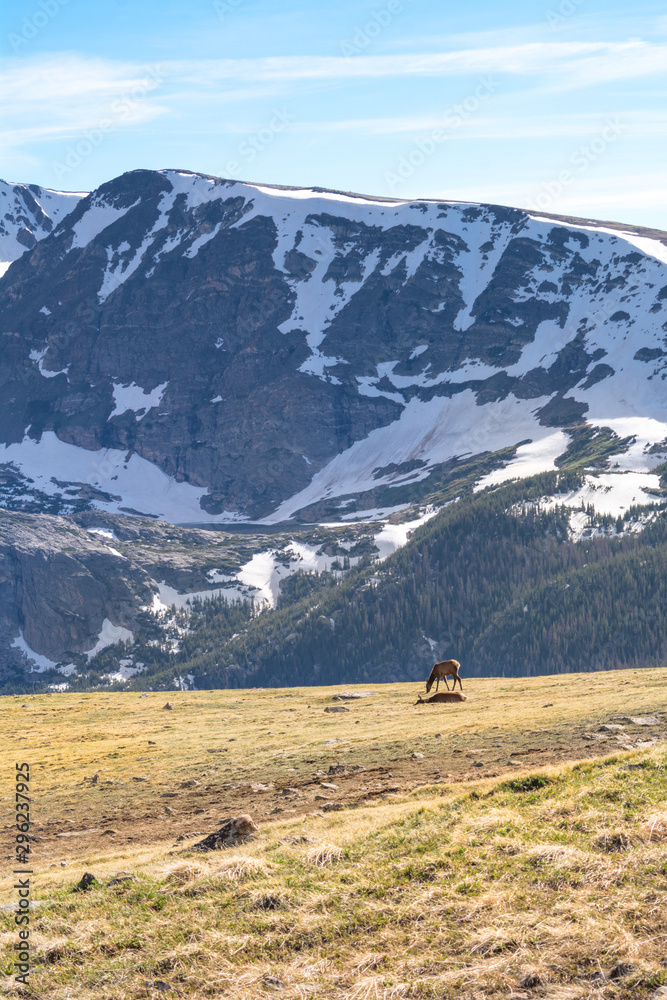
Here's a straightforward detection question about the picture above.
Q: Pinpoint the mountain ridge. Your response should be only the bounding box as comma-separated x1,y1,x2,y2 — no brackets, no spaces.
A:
0,178,86,276
1,167,666,525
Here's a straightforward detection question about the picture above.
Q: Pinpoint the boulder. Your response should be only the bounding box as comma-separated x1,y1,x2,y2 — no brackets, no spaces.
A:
190,814,258,852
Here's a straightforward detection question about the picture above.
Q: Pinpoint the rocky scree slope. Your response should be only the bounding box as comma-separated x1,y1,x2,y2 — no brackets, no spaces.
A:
1,169,666,523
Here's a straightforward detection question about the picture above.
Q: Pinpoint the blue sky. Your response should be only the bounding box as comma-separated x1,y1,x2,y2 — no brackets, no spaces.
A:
1,0,666,228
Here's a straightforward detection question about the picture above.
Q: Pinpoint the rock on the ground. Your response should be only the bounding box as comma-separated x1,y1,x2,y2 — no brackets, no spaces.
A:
622,716,661,726
608,962,636,979
190,814,258,852
73,873,98,892
332,692,375,700
520,972,544,988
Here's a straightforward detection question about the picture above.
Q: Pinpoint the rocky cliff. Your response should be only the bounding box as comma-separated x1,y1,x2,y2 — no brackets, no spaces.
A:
0,510,152,681
1,169,666,523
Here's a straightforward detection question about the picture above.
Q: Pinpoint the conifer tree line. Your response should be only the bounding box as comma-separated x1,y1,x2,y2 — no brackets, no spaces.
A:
73,469,667,692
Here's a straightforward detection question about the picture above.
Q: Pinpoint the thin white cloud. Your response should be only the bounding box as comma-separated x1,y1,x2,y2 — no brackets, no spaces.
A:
0,54,163,105
170,41,666,85
3,42,666,157
0,54,169,151
4,40,665,106
289,111,667,139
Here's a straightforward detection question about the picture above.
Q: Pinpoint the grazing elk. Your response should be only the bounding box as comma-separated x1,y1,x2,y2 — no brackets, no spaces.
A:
414,692,467,705
426,658,462,693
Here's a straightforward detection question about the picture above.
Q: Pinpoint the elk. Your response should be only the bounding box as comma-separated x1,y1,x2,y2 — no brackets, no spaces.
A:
426,658,462,693
414,691,467,705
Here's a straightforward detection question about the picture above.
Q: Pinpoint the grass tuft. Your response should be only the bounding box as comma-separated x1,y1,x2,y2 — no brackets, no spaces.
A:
500,774,554,792
211,856,271,882
643,811,667,843
305,842,343,866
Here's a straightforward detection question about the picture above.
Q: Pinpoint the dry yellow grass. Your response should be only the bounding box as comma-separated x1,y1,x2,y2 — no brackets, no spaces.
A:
0,669,666,999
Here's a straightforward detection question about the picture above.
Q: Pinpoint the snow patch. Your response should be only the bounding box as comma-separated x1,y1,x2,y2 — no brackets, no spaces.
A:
110,381,168,419
340,505,410,522
453,222,518,332
85,619,134,661
11,631,58,673
476,432,569,490
70,198,138,249
237,550,293,607
552,471,665,518
29,347,68,379
528,215,667,268
252,184,401,207
183,221,223,258
206,568,235,583
150,580,253,612
96,189,185,301
86,527,117,540
372,509,438,560
105,659,146,683
264,392,558,522
2,431,244,523
237,541,361,607
590,417,667,473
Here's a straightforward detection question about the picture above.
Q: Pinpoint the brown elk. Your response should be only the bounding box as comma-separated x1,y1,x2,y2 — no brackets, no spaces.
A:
414,691,467,705
426,658,462,693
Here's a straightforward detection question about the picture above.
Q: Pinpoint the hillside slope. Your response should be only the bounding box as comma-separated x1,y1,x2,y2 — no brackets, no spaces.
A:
5,469,667,693
100,473,667,691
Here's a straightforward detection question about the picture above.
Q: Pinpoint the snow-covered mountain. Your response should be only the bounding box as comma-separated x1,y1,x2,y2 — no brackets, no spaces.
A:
1,168,666,524
0,179,85,277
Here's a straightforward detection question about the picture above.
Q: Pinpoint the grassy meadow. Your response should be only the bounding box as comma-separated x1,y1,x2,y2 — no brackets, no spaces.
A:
1,668,666,998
